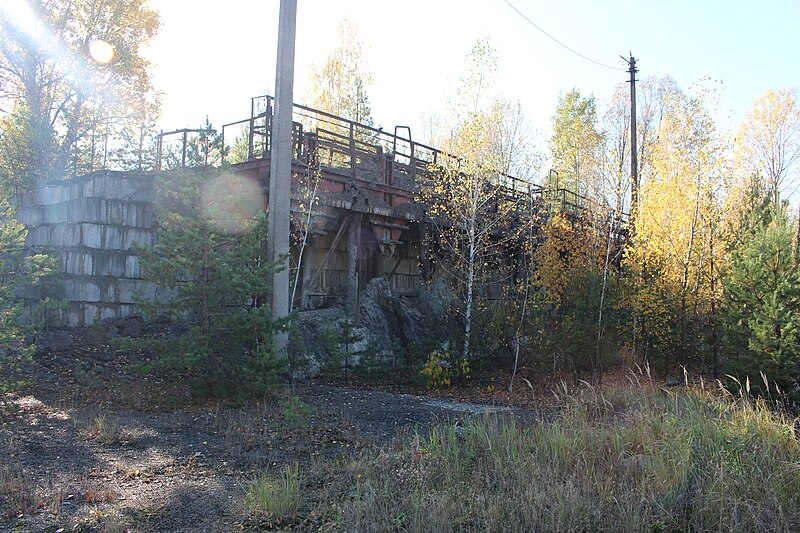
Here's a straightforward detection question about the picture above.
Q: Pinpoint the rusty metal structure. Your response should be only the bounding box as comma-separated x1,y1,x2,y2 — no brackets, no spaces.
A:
157,96,626,311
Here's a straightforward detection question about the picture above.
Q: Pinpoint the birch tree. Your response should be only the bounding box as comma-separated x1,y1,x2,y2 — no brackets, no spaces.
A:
625,80,726,371
734,88,800,205
307,19,373,127
549,89,603,203
421,40,535,362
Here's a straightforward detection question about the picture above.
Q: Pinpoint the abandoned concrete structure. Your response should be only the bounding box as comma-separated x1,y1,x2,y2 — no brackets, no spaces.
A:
15,96,624,327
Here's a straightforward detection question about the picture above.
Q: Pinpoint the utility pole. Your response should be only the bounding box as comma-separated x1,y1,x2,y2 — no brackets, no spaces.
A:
625,54,638,218
268,0,297,351
623,54,641,364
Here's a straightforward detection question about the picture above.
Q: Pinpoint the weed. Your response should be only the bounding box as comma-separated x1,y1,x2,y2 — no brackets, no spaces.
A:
79,410,137,445
305,384,800,532
0,464,37,518
245,463,301,523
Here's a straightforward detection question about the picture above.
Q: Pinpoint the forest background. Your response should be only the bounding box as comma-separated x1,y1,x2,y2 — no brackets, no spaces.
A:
0,0,799,403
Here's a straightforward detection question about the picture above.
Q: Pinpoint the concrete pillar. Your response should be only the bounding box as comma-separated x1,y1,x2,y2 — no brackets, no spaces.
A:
267,0,297,350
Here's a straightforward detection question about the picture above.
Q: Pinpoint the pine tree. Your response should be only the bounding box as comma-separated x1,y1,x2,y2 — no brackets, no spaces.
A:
128,168,287,400
0,198,61,397
722,191,800,398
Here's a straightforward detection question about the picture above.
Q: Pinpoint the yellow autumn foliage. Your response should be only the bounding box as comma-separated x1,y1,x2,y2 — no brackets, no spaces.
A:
535,212,605,310
624,82,727,361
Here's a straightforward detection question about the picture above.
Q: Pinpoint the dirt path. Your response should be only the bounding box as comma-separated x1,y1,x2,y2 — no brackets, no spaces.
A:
1,354,542,532
304,385,537,442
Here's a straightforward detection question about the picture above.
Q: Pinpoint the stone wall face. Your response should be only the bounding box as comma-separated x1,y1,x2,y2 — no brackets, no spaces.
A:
14,170,424,328
15,171,159,327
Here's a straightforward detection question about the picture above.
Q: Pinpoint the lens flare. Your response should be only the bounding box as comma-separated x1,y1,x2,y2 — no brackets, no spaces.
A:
88,39,115,64
201,173,265,234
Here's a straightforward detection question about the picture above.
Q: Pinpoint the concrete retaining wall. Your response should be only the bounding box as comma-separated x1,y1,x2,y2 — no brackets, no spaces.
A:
15,170,423,328
15,171,159,327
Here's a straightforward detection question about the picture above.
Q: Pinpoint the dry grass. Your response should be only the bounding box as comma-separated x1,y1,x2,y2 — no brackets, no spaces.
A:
268,379,800,532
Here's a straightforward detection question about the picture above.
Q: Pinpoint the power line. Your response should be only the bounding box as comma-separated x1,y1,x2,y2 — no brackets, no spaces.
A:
502,0,626,72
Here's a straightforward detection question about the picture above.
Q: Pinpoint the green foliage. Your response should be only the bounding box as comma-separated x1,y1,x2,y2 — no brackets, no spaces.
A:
721,192,800,399
226,126,251,164
0,198,61,398
123,168,287,400
549,88,603,199
281,396,314,427
0,0,160,183
0,103,36,197
245,463,301,523
318,319,371,381
308,20,373,127
533,213,623,379
160,118,224,170
420,347,471,389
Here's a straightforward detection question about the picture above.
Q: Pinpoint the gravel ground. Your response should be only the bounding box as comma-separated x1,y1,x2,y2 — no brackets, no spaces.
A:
1,348,542,532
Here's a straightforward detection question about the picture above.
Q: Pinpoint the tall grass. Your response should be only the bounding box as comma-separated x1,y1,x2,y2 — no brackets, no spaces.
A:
245,463,301,523
299,382,800,532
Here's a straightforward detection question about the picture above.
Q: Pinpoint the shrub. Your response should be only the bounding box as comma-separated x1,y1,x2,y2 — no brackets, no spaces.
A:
420,347,470,389
120,169,287,400
281,396,313,427
0,198,61,401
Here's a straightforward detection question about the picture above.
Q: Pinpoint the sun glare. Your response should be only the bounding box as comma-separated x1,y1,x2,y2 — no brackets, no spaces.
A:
89,39,115,64
0,0,44,40
201,173,265,234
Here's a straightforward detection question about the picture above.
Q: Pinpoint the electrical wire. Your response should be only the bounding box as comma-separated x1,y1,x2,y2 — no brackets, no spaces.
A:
502,0,627,71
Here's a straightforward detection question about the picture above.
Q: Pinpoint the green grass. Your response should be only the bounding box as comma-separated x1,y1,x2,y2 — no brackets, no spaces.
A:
270,381,800,532
245,463,302,524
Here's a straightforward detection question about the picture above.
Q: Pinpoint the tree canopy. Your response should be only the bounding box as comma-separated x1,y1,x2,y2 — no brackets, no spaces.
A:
0,0,160,190
307,19,373,127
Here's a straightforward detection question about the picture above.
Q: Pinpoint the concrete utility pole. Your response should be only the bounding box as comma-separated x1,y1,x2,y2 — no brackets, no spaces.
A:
268,0,297,350
626,54,639,218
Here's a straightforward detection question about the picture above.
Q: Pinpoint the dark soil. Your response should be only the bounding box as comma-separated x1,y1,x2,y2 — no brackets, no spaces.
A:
0,340,549,532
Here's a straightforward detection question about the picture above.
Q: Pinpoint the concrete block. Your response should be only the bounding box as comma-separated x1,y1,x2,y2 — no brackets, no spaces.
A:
83,304,99,325
124,228,153,250
116,278,157,304
15,206,42,226
104,226,124,250
66,308,81,328
83,253,93,276
103,281,115,302
125,255,141,278
25,225,51,247
140,206,155,228
63,252,81,275
99,305,117,321
35,185,65,206
92,251,125,277
91,253,107,276
41,203,63,224
49,225,65,247
67,224,82,247
82,177,94,197
106,200,124,225
81,223,103,248
94,174,144,200
64,278,102,302
77,197,103,223
124,203,138,227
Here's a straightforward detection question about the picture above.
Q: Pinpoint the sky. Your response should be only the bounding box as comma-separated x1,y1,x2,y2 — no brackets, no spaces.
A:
147,0,800,156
